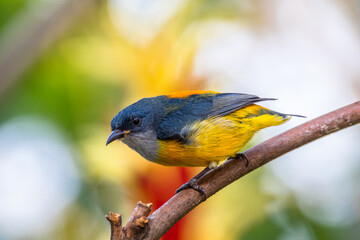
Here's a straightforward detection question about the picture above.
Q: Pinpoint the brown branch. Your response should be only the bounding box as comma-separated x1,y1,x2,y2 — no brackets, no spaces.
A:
108,101,360,240
106,212,122,240
106,201,152,240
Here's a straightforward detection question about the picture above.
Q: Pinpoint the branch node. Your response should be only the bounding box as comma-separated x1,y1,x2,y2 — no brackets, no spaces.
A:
106,212,122,240
106,202,152,240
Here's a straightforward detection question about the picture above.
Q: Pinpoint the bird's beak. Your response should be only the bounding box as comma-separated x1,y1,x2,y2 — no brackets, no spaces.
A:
106,130,130,146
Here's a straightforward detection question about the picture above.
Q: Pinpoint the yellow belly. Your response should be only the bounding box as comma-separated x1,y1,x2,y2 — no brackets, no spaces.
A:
157,105,288,167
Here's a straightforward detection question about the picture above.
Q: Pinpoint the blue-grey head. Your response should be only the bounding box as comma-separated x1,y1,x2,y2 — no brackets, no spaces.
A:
106,96,165,161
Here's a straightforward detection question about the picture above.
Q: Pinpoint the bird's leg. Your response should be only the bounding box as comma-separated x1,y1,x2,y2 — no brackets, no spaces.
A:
175,167,211,196
175,155,249,198
175,163,217,199
227,152,249,167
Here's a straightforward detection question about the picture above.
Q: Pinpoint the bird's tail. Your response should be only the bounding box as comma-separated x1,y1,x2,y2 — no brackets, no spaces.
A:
284,113,306,119
258,109,306,120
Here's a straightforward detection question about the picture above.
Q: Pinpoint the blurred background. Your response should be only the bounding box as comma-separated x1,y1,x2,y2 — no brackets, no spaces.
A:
0,0,360,239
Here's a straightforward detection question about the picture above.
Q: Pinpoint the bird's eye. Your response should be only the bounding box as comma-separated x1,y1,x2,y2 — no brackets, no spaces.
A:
131,116,141,126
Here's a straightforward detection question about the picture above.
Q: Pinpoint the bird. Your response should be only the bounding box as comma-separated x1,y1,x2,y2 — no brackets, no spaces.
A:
106,90,303,196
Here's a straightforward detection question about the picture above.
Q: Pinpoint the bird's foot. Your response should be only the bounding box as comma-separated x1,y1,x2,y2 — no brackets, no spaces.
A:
228,152,249,167
175,178,208,199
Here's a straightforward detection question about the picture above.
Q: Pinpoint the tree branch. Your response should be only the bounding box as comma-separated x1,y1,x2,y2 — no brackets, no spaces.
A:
106,201,152,240
109,101,360,240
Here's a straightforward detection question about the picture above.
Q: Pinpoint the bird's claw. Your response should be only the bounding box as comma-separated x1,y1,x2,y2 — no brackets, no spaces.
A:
175,179,208,200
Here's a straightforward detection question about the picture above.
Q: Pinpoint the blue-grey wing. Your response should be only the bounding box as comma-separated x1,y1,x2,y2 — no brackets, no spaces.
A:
156,95,212,140
156,93,275,140
208,93,275,117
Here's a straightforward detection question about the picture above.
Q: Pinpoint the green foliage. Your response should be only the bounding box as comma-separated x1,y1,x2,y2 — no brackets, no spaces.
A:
0,0,26,28
241,205,360,240
0,33,125,139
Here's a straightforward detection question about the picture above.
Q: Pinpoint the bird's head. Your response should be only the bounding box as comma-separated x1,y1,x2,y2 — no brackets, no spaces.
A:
106,97,159,146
